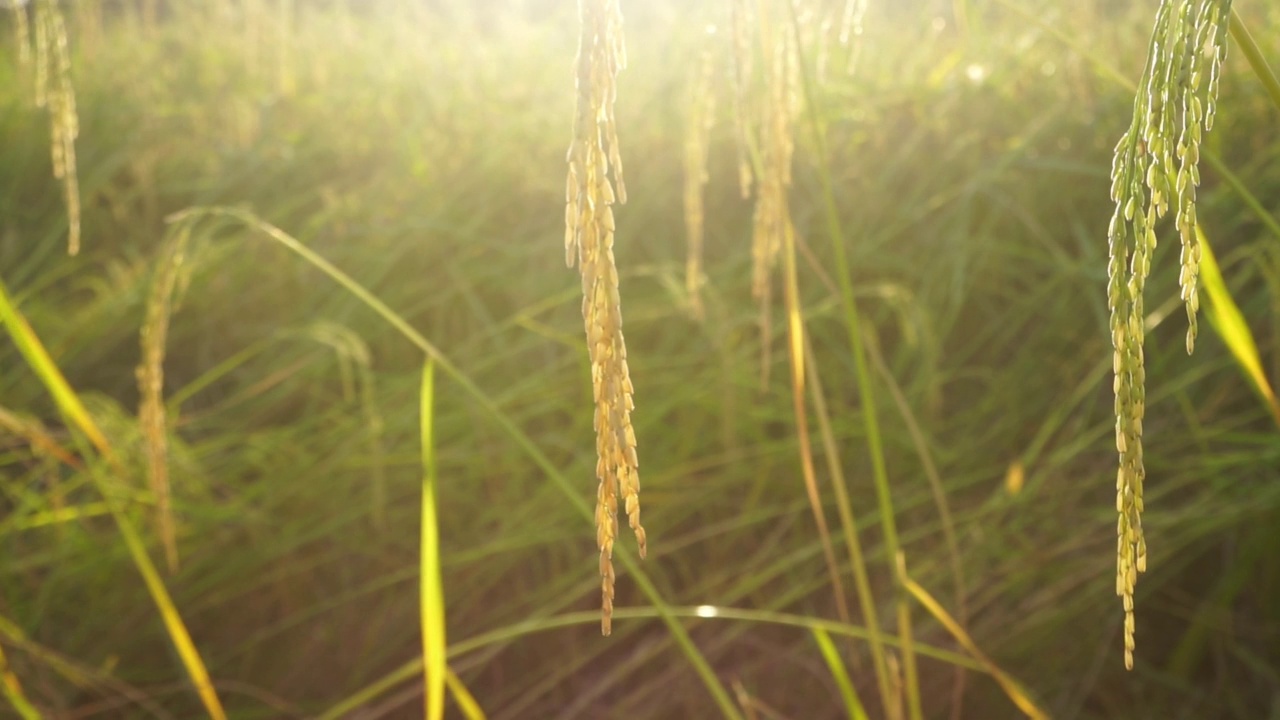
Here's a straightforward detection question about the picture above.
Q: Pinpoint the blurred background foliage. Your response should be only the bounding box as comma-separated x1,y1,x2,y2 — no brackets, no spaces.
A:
2,0,1280,717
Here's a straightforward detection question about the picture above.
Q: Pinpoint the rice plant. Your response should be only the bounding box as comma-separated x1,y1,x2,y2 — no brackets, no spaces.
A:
564,0,647,637
2,1,1279,718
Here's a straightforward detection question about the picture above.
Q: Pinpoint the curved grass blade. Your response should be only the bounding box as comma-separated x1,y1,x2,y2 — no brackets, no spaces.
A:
1196,226,1280,427
897,555,1048,720
0,279,227,720
444,668,486,720
167,206,742,720
319,605,987,720
812,627,868,720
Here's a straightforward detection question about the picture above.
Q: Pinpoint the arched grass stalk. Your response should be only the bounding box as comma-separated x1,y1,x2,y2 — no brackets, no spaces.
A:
167,206,743,720
318,604,1033,720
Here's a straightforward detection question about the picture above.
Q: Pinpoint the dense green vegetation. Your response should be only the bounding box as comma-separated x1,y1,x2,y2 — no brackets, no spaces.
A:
2,0,1279,717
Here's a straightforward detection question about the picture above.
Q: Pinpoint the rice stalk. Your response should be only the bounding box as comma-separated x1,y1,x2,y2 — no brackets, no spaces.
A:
729,0,755,200
564,0,646,636
1227,7,1280,112
780,0,922,713
683,26,718,321
10,0,31,78
137,226,196,574
897,555,1047,720
32,0,82,256
1106,0,1231,670
752,5,873,712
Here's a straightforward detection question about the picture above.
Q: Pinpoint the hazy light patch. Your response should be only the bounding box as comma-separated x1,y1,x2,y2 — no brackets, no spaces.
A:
1041,61,1057,77
695,605,718,618
965,63,988,84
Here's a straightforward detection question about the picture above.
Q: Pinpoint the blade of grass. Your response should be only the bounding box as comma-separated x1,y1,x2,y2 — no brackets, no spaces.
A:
812,627,869,720
444,668,486,720
802,332,893,712
896,554,1048,720
318,604,987,720
781,218,853,629
0,642,42,720
1196,226,1280,427
420,359,447,720
0,279,227,720
783,4,921,718
167,206,742,720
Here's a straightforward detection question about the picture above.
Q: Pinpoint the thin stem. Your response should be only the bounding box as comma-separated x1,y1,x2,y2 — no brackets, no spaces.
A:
782,3,922,719
1229,7,1280,114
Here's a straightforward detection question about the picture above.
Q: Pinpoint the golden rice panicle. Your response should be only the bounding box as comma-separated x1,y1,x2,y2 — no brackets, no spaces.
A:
684,26,718,321
33,0,82,256
1106,0,1232,670
565,0,644,637
137,227,196,574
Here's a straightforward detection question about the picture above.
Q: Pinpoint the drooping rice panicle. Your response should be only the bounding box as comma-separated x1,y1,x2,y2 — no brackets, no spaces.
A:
564,0,645,637
1106,0,1232,670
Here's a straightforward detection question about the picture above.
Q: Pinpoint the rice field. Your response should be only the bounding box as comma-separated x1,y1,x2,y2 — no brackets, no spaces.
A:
2,1,1280,718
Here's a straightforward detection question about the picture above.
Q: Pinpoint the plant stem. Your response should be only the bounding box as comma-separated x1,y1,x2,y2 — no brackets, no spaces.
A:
1229,8,1280,114
782,3,921,718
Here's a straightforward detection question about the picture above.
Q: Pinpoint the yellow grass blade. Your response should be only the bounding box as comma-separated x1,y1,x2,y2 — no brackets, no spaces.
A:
812,628,869,720
0,279,227,720
897,555,1047,720
420,359,447,720
1197,226,1280,427
444,667,486,720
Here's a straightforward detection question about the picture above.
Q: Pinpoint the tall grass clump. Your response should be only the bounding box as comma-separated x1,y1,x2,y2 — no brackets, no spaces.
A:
1106,0,1232,670
564,0,646,636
